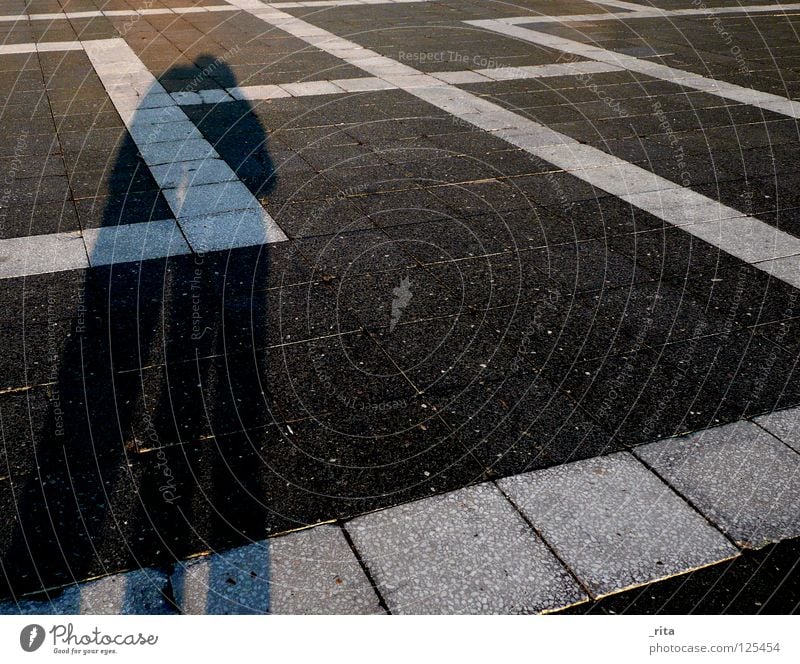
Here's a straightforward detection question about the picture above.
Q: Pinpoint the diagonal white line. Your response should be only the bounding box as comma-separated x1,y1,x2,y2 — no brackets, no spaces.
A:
466,19,800,119
83,38,287,254
0,0,436,23
224,0,800,288
499,2,800,24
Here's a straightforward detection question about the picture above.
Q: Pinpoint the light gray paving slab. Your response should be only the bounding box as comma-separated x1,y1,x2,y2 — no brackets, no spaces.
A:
0,232,88,279
279,80,345,96
198,88,234,104
381,73,446,89
499,452,738,597
636,421,800,548
621,188,748,226
83,220,192,266
229,84,291,100
150,159,237,189
171,91,203,105
269,525,382,614
179,208,288,252
172,543,271,614
114,91,174,111
430,70,490,84
684,216,800,262
127,120,203,145
162,180,261,218
536,143,628,171
138,138,219,167
480,66,535,81
0,568,174,615
171,526,378,614
330,76,397,92
347,483,586,614
756,255,800,290
755,407,800,453
579,161,673,196
37,41,84,53
123,105,186,126
0,43,37,54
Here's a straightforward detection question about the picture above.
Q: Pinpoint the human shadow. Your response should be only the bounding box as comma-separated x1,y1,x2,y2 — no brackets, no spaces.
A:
1,56,280,601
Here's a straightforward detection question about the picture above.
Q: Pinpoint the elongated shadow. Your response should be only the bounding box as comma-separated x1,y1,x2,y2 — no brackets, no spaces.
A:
1,56,279,602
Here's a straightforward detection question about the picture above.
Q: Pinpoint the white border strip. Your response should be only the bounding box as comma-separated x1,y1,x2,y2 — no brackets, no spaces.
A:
0,0,434,23
0,40,83,54
500,2,800,24
82,38,287,254
169,62,623,104
224,0,800,288
467,19,800,118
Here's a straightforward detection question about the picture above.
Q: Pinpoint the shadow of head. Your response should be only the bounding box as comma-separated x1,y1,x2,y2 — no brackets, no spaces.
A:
153,54,278,198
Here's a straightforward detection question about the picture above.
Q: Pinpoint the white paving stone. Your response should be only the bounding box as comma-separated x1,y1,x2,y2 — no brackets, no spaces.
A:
163,180,261,218
171,91,203,105
499,452,738,597
684,216,800,263
138,138,220,166
755,407,800,453
269,525,383,614
171,527,380,614
347,483,586,614
430,70,491,84
228,84,291,100
113,91,174,111
83,220,192,266
621,188,749,225
0,568,173,615
279,80,345,96
172,543,271,614
636,421,800,548
198,88,234,104
127,120,203,145
0,232,88,279
150,159,237,189
330,76,397,92
179,208,287,253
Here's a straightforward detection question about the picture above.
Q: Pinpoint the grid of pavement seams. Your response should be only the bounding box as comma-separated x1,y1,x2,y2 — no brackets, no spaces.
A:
1,0,800,601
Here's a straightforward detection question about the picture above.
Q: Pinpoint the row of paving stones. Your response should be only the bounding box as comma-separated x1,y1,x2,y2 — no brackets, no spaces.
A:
3,406,799,614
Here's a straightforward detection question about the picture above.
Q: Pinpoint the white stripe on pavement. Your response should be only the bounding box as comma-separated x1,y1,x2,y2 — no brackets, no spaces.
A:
500,2,800,24
5,404,800,613
0,231,88,279
467,19,800,119
0,220,199,279
226,0,800,289
0,0,435,23
0,41,83,54
83,38,287,253
1,1,796,26
170,63,623,104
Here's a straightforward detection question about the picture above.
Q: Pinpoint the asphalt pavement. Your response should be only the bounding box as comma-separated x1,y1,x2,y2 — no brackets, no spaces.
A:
1,0,800,613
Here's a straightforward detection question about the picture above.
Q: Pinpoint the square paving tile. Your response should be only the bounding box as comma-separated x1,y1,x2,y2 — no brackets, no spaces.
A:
499,452,738,597
172,526,381,615
754,407,800,454
347,483,586,614
636,421,800,548
268,525,383,615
